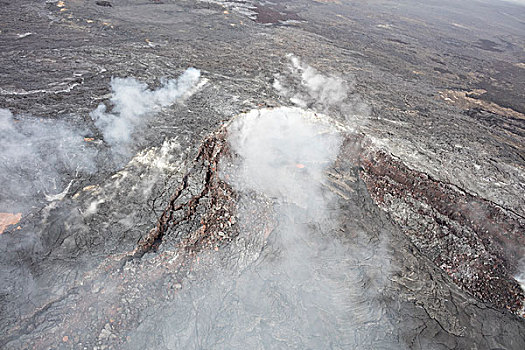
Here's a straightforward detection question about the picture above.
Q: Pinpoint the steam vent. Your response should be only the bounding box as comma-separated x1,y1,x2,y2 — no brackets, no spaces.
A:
1,0,524,349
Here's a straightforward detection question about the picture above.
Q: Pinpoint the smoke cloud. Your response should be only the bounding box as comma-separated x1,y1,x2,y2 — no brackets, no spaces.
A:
91,68,201,164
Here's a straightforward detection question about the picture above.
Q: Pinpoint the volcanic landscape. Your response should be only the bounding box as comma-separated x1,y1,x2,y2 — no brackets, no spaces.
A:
1,0,525,349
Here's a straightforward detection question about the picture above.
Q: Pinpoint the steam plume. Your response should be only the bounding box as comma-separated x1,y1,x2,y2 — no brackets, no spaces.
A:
0,108,96,213
91,68,201,163
135,107,394,349
274,54,371,123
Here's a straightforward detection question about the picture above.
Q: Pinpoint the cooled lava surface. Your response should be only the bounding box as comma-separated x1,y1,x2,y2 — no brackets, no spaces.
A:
1,0,524,349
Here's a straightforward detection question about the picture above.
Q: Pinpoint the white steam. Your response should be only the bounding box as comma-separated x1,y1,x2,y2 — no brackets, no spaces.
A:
127,58,394,348
91,68,201,162
80,138,183,217
226,107,342,204
274,54,348,109
274,54,370,124
0,68,200,217
0,108,96,213
140,107,394,348
516,256,525,293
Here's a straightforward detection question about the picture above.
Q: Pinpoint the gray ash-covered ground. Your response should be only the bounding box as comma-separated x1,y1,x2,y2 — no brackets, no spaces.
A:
1,0,525,349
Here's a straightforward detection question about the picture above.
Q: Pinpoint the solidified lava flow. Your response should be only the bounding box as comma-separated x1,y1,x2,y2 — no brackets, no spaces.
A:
1,0,525,349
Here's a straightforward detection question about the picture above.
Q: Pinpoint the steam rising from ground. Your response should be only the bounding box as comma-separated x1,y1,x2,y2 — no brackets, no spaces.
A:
226,107,342,204
0,68,200,215
274,55,348,109
0,108,96,213
0,70,199,334
124,58,395,348
220,108,392,347
274,54,370,121
0,55,403,347
91,68,201,163
138,108,395,348
516,256,525,293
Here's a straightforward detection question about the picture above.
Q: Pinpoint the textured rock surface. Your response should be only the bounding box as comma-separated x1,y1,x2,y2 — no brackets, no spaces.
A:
1,0,524,349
